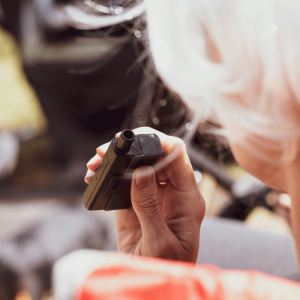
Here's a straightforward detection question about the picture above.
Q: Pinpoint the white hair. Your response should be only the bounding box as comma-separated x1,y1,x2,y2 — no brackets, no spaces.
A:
144,0,300,161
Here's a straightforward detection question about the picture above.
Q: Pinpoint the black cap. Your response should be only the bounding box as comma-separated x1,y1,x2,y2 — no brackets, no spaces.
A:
116,129,135,153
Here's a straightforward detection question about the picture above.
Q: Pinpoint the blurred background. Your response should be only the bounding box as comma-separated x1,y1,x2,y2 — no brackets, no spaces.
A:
0,1,295,299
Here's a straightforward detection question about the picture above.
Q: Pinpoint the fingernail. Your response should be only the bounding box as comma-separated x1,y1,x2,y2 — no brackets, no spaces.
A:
85,169,95,180
135,166,154,189
97,142,110,156
87,155,99,166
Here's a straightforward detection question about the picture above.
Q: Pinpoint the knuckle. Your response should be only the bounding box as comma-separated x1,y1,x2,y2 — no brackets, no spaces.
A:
133,192,160,215
173,137,187,151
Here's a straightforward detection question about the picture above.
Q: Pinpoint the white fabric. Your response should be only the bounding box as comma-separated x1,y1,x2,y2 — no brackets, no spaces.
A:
53,249,111,300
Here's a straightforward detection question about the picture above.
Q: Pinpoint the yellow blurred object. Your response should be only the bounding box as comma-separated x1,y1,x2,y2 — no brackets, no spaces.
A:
225,163,247,180
14,290,33,300
198,173,231,216
245,206,291,235
0,26,46,132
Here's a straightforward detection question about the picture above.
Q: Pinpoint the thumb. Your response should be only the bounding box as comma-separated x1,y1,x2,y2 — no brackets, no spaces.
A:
131,166,167,235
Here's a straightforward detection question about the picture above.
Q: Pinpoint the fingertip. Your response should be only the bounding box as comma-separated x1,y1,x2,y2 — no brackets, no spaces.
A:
96,148,104,157
87,154,102,167
86,164,98,172
85,177,92,184
133,166,155,189
96,142,110,157
85,170,95,184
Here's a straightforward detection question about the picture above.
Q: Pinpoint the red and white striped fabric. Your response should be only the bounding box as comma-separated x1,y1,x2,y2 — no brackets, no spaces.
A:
71,253,300,300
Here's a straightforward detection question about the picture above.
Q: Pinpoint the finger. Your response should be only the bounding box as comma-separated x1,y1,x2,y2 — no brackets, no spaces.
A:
155,165,169,183
133,127,195,192
115,129,169,182
96,142,110,157
115,206,140,231
117,127,196,192
131,166,169,238
84,169,95,184
86,154,102,172
115,127,167,148
85,177,92,184
159,138,196,191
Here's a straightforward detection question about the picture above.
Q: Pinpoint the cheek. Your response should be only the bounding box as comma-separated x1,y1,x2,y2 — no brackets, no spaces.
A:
230,143,287,192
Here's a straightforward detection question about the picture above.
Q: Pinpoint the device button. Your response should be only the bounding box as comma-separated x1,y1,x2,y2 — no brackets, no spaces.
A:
104,176,127,195
137,134,162,155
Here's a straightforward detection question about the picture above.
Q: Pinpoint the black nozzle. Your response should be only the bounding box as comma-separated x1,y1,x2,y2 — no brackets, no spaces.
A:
116,129,135,153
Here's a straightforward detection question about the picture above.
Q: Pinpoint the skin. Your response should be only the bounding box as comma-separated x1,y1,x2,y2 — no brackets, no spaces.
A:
231,140,300,268
85,127,205,263
84,14,300,266
85,126,300,268
206,27,300,267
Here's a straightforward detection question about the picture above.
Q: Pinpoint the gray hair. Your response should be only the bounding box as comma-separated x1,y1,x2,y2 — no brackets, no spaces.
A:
145,0,300,162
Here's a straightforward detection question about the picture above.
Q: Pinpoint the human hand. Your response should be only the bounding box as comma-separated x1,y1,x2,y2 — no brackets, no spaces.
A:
85,127,206,263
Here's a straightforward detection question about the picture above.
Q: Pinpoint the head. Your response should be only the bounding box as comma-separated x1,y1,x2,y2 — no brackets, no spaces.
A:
145,0,300,266
144,0,300,192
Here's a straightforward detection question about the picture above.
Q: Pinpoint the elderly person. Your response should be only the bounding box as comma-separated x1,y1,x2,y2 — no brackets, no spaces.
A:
86,0,300,265
57,0,300,299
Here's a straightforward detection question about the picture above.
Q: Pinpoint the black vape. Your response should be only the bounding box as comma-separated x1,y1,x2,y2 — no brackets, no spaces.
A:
83,129,163,211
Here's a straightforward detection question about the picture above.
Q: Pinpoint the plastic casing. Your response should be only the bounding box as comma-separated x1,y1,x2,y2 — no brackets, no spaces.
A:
83,133,163,211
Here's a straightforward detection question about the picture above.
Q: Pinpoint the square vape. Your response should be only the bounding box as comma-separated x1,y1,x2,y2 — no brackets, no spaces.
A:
83,129,163,211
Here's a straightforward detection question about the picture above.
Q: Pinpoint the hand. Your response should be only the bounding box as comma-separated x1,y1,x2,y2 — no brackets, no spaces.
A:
85,127,206,263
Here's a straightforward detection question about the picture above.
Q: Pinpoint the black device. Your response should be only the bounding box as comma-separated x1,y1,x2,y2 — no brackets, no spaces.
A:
83,129,163,211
